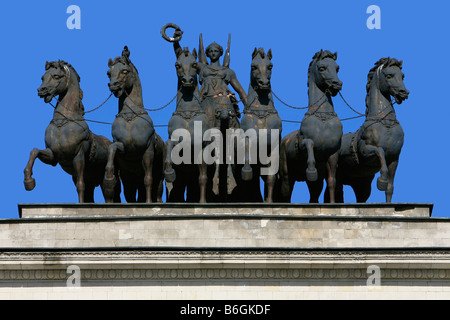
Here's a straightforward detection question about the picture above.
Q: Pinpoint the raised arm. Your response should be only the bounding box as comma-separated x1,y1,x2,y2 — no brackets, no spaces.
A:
172,30,183,58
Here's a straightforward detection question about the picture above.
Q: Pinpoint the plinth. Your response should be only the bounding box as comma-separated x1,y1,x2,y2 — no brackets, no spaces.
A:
0,203,449,299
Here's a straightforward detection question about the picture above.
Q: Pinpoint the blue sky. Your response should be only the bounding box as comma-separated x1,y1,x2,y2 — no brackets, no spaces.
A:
0,0,447,218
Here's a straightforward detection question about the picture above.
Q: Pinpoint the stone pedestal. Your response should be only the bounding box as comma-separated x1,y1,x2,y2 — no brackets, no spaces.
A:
0,203,449,299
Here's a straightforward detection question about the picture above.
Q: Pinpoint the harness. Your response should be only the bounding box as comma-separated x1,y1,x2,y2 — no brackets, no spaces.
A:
304,110,338,122
116,109,148,122
50,114,87,130
365,115,400,129
173,110,206,121
243,105,278,119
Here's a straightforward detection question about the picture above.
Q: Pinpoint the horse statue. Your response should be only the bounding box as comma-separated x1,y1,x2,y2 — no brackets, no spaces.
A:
197,34,248,202
326,58,409,203
24,60,121,203
103,46,165,203
240,48,282,203
279,50,343,203
162,25,209,203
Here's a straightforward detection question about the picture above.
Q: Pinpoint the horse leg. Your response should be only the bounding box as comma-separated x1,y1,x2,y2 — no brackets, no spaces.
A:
119,173,137,203
241,136,253,181
151,137,164,203
104,142,124,203
264,173,276,204
280,171,293,203
360,144,388,191
279,178,295,203
164,140,176,183
100,174,122,203
73,147,87,203
169,177,186,202
386,159,399,203
352,181,372,203
155,177,164,203
302,139,318,181
325,152,339,203
24,148,57,191
335,180,344,203
84,182,95,203
198,161,208,203
142,141,155,203
306,179,323,204
279,141,291,202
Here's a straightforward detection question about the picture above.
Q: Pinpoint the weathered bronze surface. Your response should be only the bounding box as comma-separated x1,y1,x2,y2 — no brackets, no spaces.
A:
25,24,410,205
197,32,248,202
326,58,409,203
24,61,121,203
103,47,164,203
162,25,209,203
240,48,282,203
279,50,343,203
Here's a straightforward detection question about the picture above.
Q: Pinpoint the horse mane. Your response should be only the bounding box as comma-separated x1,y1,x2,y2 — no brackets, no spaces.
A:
46,60,81,83
110,47,140,75
366,57,403,94
365,57,403,112
110,56,140,75
46,60,84,114
307,50,337,87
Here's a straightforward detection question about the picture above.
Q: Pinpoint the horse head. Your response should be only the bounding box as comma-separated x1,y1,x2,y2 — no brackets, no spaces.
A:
107,46,140,98
308,50,342,97
368,58,409,105
250,48,273,92
175,47,198,90
38,60,81,104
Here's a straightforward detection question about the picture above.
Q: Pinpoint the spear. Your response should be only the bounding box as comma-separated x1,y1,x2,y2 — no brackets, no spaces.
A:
198,33,208,65
223,34,231,68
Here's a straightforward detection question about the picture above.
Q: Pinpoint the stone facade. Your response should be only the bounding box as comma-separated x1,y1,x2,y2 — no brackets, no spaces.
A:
0,204,449,300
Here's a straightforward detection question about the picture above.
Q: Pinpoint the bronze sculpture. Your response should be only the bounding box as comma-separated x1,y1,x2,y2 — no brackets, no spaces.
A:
24,24,412,206
240,48,282,203
279,50,343,203
197,33,248,202
103,46,165,203
162,24,210,203
326,58,409,203
24,61,121,203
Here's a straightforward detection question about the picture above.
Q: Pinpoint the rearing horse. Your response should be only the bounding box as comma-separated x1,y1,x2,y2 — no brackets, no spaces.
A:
279,50,343,203
24,60,121,203
103,46,164,203
328,58,409,203
240,48,282,203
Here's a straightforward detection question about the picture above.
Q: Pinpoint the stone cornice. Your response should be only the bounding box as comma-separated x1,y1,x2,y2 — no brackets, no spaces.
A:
0,248,449,282
0,268,449,282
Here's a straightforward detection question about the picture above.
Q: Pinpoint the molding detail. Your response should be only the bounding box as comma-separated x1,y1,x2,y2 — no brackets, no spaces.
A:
0,249,449,282
0,268,449,282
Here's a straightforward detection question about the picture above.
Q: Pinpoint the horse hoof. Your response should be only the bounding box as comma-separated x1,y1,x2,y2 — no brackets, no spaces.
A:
24,178,36,191
306,168,318,182
164,169,176,183
241,167,253,181
103,177,117,189
377,177,388,191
